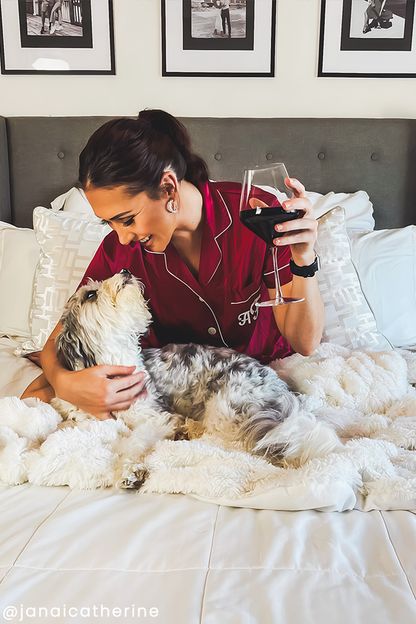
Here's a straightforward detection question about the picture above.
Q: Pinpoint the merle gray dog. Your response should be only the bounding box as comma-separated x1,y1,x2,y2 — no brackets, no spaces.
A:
54,270,302,468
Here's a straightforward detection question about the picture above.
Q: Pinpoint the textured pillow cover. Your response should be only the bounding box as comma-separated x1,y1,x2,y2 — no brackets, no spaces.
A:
308,190,375,232
315,207,391,350
0,222,40,338
18,207,110,354
349,226,416,349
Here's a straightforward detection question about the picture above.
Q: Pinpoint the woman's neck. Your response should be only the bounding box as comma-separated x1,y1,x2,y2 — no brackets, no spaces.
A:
172,180,204,236
171,180,204,279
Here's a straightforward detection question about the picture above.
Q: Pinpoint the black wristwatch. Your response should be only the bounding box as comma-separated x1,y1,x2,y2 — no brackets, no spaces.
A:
289,254,320,278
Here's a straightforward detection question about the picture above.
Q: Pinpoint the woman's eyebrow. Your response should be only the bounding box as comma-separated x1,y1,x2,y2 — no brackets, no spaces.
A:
107,211,135,222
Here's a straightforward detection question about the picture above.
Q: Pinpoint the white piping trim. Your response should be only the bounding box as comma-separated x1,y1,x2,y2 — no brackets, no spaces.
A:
206,190,233,286
230,284,262,305
264,262,290,276
163,255,229,348
143,249,164,255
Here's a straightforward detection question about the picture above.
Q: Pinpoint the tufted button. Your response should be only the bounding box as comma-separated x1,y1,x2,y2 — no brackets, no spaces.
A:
266,153,273,161
371,153,378,161
214,153,222,161
57,151,65,159
208,327,217,335
317,152,325,160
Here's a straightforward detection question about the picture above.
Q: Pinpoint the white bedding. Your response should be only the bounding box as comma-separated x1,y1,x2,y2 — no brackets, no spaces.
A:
2,344,416,514
0,337,42,399
0,484,416,623
2,341,416,622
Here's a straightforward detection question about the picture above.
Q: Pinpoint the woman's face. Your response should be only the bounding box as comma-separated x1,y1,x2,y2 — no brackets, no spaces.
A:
85,184,177,253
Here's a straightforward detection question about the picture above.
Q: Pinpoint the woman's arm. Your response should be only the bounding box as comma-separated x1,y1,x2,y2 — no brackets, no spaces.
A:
271,178,324,356
22,321,148,420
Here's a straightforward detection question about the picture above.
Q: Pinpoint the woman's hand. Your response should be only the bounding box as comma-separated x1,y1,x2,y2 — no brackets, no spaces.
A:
274,178,317,266
53,365,147,421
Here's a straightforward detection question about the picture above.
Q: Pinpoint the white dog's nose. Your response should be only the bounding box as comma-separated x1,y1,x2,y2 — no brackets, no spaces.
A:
119,269,131,277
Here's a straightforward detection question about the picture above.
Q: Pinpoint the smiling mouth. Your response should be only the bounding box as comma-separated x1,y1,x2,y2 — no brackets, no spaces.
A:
139,235,152,245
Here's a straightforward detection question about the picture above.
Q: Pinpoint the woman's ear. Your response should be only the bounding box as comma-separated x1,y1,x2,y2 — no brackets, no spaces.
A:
160,171,179,198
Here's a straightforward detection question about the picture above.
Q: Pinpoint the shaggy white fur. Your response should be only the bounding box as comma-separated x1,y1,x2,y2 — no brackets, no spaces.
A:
2,344,416,510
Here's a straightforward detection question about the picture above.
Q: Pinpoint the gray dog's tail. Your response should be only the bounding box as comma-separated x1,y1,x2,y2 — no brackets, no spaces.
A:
237,391,299,462
240,391,341,465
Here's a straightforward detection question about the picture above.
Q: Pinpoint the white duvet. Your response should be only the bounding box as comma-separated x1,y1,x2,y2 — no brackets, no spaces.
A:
1,342,416,513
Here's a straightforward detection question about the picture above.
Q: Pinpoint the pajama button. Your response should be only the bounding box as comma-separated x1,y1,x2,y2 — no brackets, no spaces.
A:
208,327,217,335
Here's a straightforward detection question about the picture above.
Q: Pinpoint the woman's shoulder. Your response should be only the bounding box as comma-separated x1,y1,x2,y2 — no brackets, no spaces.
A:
209,180,242,195
208,180,242,213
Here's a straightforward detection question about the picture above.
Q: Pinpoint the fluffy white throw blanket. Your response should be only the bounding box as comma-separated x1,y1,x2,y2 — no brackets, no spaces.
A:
2,344,416,511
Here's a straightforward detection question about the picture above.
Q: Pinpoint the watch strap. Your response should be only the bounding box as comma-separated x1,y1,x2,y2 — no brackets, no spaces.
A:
289,255,320,278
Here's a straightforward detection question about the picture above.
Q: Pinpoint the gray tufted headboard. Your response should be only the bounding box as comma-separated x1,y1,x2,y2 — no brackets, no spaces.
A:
1,116,415,230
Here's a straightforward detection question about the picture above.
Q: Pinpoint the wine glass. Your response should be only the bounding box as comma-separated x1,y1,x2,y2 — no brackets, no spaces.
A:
239,163,305,307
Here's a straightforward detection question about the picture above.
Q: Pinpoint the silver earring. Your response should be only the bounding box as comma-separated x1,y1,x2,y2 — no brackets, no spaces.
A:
167,199,178,213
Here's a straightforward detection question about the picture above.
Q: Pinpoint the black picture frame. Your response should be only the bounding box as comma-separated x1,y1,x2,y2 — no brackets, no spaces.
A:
319,0,416,78
162,0,276,77
0,0,115,74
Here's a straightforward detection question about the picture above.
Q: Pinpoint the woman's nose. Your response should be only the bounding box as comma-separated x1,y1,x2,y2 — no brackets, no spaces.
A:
117,229,135,246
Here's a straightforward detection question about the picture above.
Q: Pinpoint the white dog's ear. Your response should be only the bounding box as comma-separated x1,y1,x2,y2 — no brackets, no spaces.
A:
56,316,97,371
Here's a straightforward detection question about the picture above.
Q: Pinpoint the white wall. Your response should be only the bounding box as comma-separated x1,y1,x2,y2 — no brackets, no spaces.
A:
1,0,416,118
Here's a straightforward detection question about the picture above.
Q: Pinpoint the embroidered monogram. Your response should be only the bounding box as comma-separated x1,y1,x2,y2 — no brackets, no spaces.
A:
238,295,261,326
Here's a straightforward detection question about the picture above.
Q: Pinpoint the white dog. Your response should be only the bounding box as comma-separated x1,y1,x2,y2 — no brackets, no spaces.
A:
51,269,315,485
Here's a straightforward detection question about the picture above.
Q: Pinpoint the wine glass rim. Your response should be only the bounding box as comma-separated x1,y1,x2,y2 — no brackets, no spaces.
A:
243,162,289,173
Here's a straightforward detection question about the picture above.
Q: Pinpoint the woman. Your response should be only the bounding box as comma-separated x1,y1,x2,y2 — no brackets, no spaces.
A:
213,0,223,36
22,110,324,420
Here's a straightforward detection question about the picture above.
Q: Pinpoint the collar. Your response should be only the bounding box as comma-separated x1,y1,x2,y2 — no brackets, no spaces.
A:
198,181,233,286
142,180,235,290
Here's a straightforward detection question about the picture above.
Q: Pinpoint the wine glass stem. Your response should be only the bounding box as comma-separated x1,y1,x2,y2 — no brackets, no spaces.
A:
272,246,283,302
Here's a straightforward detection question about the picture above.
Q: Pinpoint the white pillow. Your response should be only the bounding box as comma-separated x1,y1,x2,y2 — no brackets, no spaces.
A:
308,190,375,232
349,226,416,349
51,186,95,219
0,222,40,338
257,187,375,232
315,207,391,350
17,207,110,354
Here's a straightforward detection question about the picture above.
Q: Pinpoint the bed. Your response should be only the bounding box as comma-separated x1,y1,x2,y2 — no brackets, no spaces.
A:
1,115,416,623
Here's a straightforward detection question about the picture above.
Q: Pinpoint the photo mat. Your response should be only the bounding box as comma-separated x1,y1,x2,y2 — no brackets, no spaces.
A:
182,0,254,51
18,0,92,49
341,0,414,52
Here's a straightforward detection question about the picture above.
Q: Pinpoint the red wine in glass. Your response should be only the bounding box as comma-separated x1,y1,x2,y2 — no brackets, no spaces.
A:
239,163,305,307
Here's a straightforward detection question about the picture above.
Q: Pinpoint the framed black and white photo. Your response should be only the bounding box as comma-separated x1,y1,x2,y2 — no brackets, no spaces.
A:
162,0,276,77
0,0,115,74
319,0,416,77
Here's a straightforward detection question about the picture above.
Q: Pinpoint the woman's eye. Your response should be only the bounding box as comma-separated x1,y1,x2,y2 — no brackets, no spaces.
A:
123,217,135,227
100,219,110,226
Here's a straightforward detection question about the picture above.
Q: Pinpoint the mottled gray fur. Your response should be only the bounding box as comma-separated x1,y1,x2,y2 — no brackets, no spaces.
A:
56,271,298,463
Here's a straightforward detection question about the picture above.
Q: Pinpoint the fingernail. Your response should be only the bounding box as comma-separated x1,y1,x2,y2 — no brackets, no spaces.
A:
275,224,282,231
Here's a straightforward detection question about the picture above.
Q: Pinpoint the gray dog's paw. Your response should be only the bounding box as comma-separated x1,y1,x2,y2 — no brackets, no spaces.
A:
120,465,149,490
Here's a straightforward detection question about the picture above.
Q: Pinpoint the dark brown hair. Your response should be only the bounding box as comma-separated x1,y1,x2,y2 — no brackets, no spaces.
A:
78,109,209,199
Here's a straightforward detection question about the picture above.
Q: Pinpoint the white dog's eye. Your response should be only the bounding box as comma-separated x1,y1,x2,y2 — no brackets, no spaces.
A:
86,290,97,300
